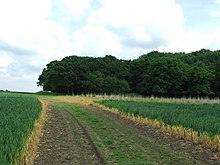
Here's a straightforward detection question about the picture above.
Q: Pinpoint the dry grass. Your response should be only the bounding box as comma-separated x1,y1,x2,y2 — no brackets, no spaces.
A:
48,95,220,151
87,94,220,104
52,95,94,106
18,98,47,165
92,100,220,151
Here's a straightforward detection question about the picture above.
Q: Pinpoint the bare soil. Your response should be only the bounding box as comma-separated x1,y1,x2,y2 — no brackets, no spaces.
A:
34,105,105,165
85,104,220,164
34,97,220,164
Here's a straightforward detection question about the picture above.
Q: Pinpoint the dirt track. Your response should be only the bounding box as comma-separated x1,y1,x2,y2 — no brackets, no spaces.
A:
34,105,104,165
34,97,220,165
85,105,220,164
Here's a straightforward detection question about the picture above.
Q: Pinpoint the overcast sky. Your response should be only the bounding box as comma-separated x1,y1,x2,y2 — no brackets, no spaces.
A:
0,0,220,92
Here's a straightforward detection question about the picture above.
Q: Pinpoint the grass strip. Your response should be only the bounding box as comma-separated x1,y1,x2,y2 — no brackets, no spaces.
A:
97,100,220,150
51,101,195,164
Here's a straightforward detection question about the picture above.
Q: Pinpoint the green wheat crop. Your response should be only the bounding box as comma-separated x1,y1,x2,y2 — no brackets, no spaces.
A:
98,100,220,136
0,92,41,164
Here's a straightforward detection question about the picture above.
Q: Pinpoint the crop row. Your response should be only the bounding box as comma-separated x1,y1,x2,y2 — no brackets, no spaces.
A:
0,93,41,164
98,100,220,137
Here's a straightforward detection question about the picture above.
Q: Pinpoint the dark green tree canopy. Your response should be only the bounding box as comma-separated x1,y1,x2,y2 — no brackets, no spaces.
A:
38,49,219,97
38,55,130,95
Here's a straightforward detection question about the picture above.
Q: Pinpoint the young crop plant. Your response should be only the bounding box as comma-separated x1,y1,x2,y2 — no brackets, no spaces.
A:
97,99,220,150
0,93,41,164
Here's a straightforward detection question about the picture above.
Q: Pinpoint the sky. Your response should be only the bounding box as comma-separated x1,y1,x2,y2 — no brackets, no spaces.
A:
0,0,220,92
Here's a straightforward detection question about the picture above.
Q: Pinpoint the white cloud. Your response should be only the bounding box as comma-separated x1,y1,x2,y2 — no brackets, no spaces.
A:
62,0,92,17
0,0,220,91
207,26,220,49
0,78,41,92
216,0,220,4
71,24,122,57
0,54,13,68
0,0,72,91
158,31,213,53
0,0,52,48
0,0,72,65
211,11,220,17
70,0,185,59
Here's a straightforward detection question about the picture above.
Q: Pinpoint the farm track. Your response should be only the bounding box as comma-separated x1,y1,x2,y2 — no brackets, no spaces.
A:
34,97,220,164
34,104,104,165
85,105,220,164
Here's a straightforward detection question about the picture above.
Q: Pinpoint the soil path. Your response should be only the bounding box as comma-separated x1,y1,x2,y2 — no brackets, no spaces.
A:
34,96,220,164
34,104,105,165
84,105,220,164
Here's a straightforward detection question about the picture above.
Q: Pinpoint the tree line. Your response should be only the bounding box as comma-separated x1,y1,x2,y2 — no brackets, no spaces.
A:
37,49,220,97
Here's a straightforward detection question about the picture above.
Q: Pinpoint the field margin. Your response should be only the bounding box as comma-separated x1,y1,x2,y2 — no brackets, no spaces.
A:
18,98,47,165
92,96,220,151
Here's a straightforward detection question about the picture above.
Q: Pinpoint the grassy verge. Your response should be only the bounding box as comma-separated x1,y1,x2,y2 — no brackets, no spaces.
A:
97,100,220,150
88,94,220,104
20,98,47,165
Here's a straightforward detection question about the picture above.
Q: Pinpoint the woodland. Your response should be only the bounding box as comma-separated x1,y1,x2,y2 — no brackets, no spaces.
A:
38,49,220,97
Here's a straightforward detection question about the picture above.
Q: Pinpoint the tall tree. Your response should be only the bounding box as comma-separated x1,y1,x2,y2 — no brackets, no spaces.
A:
140,56,189,96
186,61,214,96
38,49,219,97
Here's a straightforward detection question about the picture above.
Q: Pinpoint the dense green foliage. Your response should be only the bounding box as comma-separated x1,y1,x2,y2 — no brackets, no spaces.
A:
0,93,41,164
38,55,130,95
98,100,220,136
38,49,220,97
130,50,215,96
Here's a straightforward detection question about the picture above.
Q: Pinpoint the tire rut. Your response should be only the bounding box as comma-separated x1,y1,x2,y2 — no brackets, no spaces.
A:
60,107,106,165
83,104,220,165
34,104,104,165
